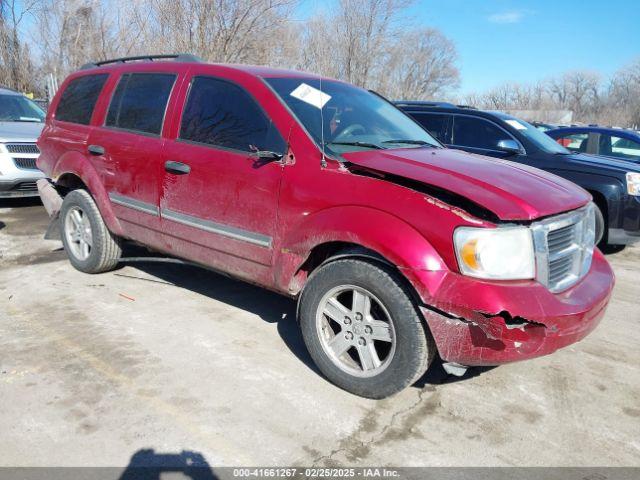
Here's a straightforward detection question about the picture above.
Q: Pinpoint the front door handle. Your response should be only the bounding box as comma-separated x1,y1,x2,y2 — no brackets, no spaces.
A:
88,145,105,156
165,160,191,175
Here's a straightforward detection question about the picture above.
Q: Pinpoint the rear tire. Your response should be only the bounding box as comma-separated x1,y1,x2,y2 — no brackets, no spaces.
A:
299,258,435,399
60,189,121,273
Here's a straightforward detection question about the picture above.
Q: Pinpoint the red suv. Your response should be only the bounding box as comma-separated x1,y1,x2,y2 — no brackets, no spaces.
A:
36,55,615,398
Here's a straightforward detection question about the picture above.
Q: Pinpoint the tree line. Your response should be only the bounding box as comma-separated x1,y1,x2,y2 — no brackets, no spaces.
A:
1,0,638,128
462,65,640,128
0,0,460,101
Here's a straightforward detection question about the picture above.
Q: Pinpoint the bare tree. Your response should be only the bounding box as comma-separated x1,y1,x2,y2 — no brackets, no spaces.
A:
0,0,40,91
606,58,640,127
135,0,298,64
33,0,141,83
548,70,600,118
380,28,459,99
299,0,411,85
298,0,459,99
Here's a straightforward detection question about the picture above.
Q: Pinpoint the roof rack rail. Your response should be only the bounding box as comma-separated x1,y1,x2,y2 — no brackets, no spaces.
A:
80,53,203,70
394,101,457,108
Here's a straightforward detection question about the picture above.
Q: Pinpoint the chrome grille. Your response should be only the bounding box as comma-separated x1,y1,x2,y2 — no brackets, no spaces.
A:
532,204,596,293
13,181,38,192
6,143,39,154
547,224,574,251
13,157,39,170
548,255,574,284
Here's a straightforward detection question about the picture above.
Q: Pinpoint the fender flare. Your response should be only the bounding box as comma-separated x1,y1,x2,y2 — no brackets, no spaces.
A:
274,205,448,303
52,151,124,236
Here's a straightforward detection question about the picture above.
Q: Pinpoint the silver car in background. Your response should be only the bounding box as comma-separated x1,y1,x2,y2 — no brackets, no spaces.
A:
0,87,45,198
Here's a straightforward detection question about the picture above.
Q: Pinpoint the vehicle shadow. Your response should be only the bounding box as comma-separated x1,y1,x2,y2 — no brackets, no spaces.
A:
413,358,496,388
600,244,626,255
121,246,483,391
119,449,218,479
124,252,318,376
0,197,42,209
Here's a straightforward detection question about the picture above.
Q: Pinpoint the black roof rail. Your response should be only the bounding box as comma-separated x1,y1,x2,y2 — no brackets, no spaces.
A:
80,53,203,70
456,104,477,109
394,100,457,108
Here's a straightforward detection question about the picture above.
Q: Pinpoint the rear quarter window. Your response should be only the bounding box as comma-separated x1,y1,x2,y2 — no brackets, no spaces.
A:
55,74,109,125
105,73,177,135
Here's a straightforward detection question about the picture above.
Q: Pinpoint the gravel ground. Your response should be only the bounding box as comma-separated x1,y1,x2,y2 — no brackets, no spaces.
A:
0,198,639,469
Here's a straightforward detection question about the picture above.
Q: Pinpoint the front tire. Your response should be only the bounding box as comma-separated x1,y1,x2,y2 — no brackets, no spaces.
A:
299,258,435,399
60,189,122,273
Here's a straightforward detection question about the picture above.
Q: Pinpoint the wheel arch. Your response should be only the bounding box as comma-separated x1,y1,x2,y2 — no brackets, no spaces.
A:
274,205,449,305
52,151,124,236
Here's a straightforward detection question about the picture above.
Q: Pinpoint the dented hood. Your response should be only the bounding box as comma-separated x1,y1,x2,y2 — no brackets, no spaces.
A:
342,147,591,221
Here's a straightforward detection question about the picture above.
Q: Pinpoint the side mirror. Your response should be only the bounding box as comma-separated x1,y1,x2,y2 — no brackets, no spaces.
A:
252,150,283,161
496,139,521,155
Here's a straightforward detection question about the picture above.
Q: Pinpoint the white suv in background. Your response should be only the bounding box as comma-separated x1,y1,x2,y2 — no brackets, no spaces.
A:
0,87,45,198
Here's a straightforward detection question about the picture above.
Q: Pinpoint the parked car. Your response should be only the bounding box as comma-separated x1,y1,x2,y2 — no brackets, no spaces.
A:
0,86,45,197
546,126,640,163
397,101,640,247
37,55,614,398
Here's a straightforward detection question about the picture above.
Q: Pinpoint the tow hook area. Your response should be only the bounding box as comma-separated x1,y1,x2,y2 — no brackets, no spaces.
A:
442,362,468,376
36,179,63,240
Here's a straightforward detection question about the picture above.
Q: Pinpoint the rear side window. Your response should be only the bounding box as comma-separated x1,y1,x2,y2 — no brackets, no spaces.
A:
55,74,108,125
605,135,640,161
452,115,512,150
106,73,176,135
179,76,285,153
411,113,449,142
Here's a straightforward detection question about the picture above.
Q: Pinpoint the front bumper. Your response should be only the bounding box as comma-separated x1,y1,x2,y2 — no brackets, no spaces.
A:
0,179,41,197
0,149,44,198
413,250,614,366
608,194,640,245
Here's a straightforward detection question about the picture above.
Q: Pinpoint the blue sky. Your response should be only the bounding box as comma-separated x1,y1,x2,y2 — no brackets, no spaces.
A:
298,0,640,94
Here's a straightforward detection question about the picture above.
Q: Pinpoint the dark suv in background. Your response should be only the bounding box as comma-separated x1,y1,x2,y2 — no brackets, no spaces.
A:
397,102,640,248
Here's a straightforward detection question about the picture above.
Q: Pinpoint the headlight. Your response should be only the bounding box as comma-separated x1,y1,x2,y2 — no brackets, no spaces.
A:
627,172,640,196
454,226,535,280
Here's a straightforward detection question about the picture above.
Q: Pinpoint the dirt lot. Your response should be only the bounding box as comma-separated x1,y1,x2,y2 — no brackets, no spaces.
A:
1,198,639,468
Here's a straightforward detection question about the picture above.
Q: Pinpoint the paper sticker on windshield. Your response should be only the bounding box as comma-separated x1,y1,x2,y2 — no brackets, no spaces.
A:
505,119,527,130
290,83,331,109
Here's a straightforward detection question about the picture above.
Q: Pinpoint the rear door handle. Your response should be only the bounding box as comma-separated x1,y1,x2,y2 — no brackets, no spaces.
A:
88,145,105,156
165,160,191,175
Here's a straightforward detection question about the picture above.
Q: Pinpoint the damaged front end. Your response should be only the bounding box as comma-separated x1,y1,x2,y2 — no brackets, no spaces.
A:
412,248,614,367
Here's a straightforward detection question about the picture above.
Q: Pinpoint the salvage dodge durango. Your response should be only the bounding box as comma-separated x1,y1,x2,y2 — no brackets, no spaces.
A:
36,54,615,398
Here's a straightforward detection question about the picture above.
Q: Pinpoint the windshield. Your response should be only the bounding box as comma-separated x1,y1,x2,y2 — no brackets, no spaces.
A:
0,94,46,123
265,78,440,155
500,116,569,154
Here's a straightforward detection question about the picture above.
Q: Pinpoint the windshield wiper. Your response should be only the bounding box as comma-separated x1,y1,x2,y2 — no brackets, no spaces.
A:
382,139,440,148
327,141,383,150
